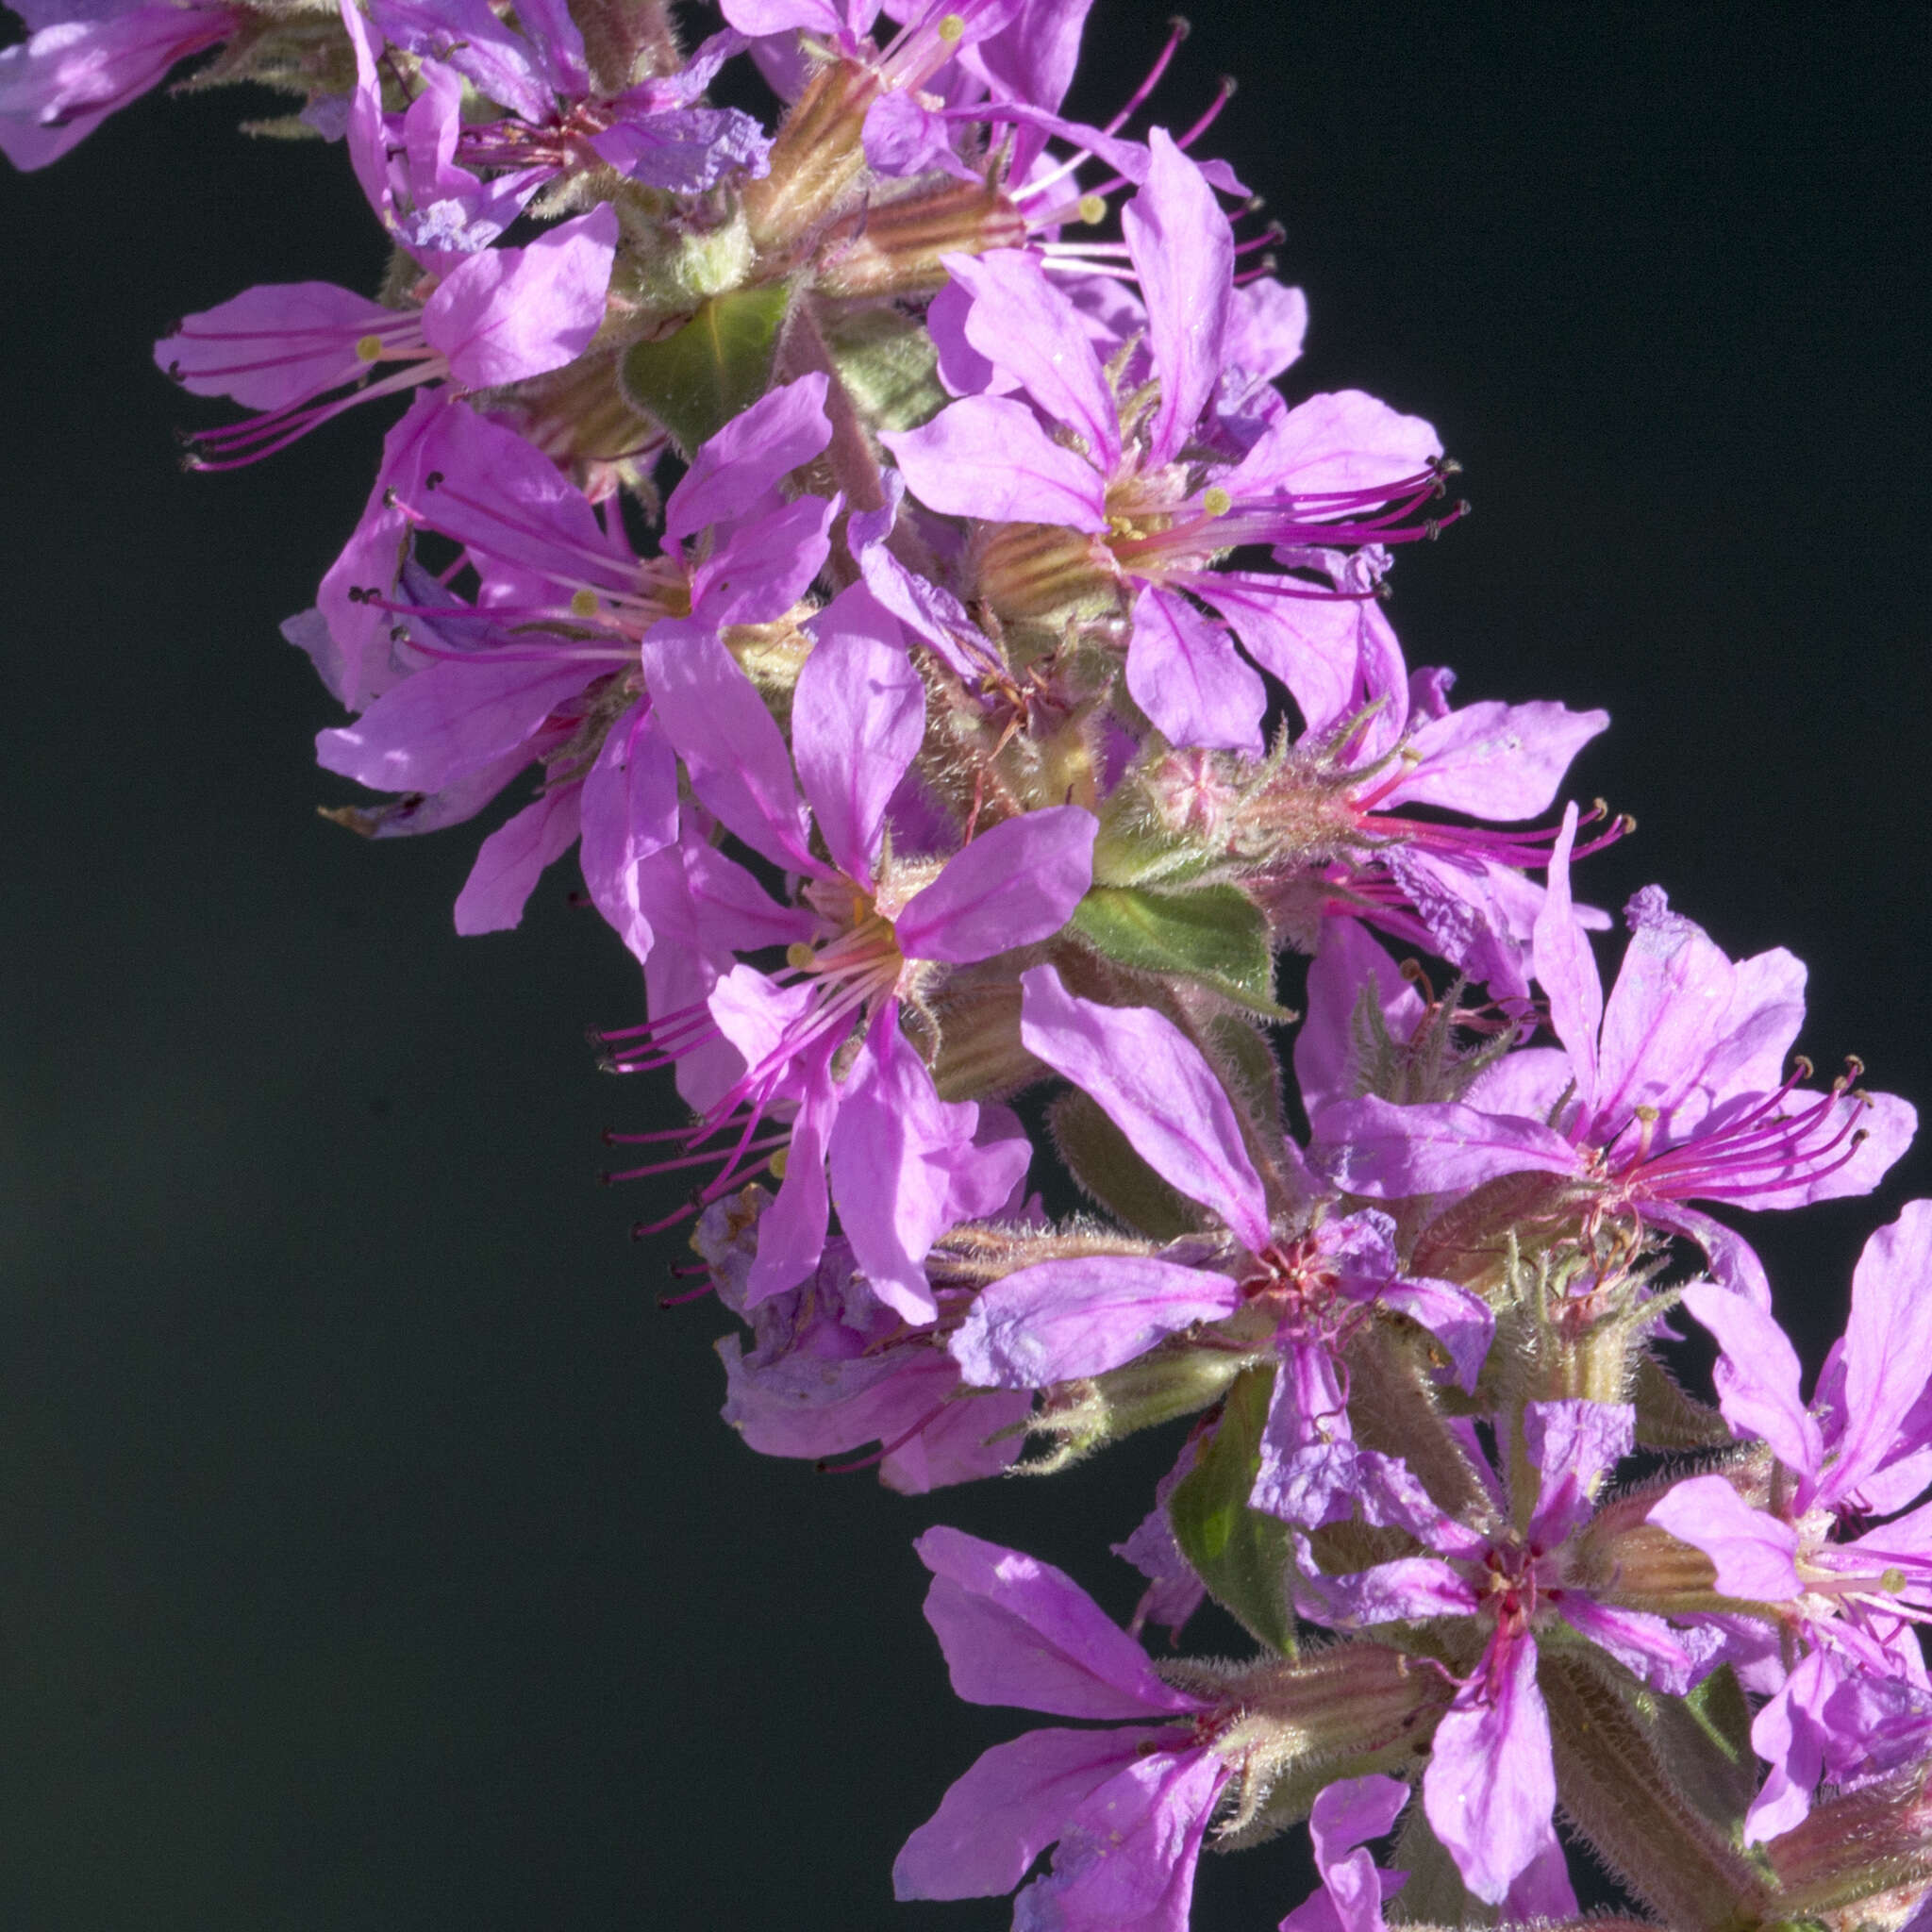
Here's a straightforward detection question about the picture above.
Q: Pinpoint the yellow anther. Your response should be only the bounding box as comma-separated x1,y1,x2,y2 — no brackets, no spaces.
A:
1884,1566,1907,1594
355,334,386,362
569,588,600,619
936,10,965,39
786,941,817,971
767,1147,790,1180
1077,192,1107,225
1201,485,1232,518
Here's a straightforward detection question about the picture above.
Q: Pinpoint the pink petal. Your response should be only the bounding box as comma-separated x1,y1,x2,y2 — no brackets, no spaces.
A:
1123,129,1231,465
895,807,1096,964
1388,698,1609,821
1678,1281,1821,1487
425,204,617,389
1125,587,1266,753
1530,801,1602,1108
638,618,821,875
913,1524,1204,1719
156,280,397,409
664,373,833,542
452,784,582,933
826,1016,974,1323
1646,1474,1802,1601
1423,1632,1556,1906
1019,963,1271,1246
945,246,1121,472
1314,1094,1580,1199
315,656,594,792
1831,1200,1932,1506
892,1726,1143,1900
791,622,924,883
882,393,1109,532
950,1255,1241,1387
576,701,678,965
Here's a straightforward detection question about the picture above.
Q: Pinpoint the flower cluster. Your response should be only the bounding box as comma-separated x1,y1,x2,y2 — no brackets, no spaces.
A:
21,0,1932,1924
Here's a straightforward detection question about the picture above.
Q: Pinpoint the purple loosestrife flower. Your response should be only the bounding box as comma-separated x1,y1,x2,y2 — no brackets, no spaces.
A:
355,0,769,192
950,963,1491,1525
693,1190,1034,1491
893,1525,1231,1932
155,204,617,467
601,613,1094,1317
1645,1201,1932,1839
1317,804,1915,1303
301,376,839,932
882,133,1452,755
0,0,238,170
1295,1400,1706,1905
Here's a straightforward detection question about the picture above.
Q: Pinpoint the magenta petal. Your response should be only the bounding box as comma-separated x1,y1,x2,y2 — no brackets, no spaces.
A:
1122,129,1231,465
1293,1547,1478,1629
826,1017,972,1323
1555,1597,1707,1695
664,373,833,542
1222,388,1442,502
1019,963,1271,1246
791,623,924,884
882,394,1109,531
743,1052,837,1306
452,784,581,933
638,619,822,875
1315,1094,1580,1199
914,1524,1204,1720
951,1255,1241,1388
1523,1399,1633,1542
315,656,592,792
1378,1275,1494,1392
576,702,677,965
1281,1774,1408,1932
156,280,397,409
1125,587,1266,753
1678,1282,1821,1488
1389,698,1609,821
689,489,838,628
425,204,617,389
945,246,1121,472
1294,920,1424,1124
1019,1745,1226,1932
1830,1201,1932,1506
1530,802,1602,1108
892,1726,1143,1900
1592,891,1746,1130
1647,1474,1802,1601
1423,1632,1556,1906
896,808,1096,964
1643,1201,1774,1308
1190,573,1373,738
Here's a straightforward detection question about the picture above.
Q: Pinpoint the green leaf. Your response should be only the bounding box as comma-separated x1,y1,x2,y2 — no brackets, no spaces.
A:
1168,1362,1297,1655
619,284,791,455
822,305,947,433
1640,1664,1759,1832
1070,884,1286,1016
1049,1090,1200,1241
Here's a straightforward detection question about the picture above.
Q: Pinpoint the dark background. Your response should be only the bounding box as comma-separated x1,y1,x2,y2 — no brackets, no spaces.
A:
4,4,1928,1925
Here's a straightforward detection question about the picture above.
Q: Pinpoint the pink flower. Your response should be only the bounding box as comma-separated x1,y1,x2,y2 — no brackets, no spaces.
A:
894,1526,1230,1932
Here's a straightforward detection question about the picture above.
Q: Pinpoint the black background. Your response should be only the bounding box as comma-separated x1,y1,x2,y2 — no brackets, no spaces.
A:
4,4,1929,1925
